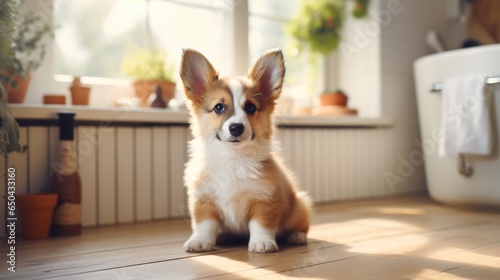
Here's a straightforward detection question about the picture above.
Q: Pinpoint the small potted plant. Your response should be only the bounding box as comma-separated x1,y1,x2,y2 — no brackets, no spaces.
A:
121,47,176,107
0,0,52,104
314,89,357,116
319,89,348,106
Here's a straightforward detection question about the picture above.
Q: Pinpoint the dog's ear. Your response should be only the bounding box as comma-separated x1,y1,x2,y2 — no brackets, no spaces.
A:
248,49,285,100
180,49,218,102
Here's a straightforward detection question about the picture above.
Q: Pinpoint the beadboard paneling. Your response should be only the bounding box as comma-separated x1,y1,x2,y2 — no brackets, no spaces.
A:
78,126,98,227
4,123,419,232
48,126,59,180
97,126,116,225
152,127,169,220
28,127,49,194
169,127,188,218
276,127,398,203
116,127,134,224
135,127,153,222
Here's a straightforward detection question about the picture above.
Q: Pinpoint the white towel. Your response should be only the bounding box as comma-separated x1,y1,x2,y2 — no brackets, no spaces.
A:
439,75,492,157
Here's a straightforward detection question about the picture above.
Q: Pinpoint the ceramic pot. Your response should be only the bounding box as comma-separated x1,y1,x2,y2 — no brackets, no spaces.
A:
43,94,66,105
6,70,32,104
16,194,58,240
319,92,348,106
133,80,176,107
70,86,91,105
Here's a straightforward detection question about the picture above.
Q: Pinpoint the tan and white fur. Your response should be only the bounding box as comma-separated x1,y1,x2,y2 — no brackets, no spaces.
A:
180,49,311,253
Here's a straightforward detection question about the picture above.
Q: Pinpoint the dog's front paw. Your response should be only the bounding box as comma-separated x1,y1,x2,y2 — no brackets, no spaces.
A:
286,232,308,245
248,239,279,253
183,238,215,252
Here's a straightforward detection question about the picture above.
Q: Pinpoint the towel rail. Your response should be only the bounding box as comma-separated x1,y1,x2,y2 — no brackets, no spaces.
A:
430,76,500,93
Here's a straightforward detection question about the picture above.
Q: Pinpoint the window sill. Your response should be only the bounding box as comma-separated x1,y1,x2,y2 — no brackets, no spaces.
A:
276,115,392,128
9,104,392,128
9,104,189,126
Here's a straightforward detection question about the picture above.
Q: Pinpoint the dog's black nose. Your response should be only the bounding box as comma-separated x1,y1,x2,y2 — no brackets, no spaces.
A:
229,123,245,137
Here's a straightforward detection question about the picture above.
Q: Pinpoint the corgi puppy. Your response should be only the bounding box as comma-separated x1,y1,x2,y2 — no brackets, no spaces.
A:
180,49,311,253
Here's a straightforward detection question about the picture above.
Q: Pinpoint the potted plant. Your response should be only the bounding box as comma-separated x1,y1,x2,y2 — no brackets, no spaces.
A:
1,0,25,153
352,0,370,18
288,0,368,115
288,0,346,55
1,0,57,240
319,89,348,106
69,76,91,106
2,80,58,241
16,194,59,240
0,0,52,104
0,88,24,154
314,89,358,116
288,0,370,54
121,47,176,107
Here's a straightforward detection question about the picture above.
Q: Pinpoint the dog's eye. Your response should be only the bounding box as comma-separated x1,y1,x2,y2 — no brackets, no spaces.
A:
213,103,225,114
245,103,257,115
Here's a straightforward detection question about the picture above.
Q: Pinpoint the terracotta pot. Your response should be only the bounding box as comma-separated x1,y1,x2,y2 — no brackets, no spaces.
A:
16,194,58,240
70,86,91,105
319,92,348,106
5,70,32,104
133,80,176,107
43,94,67,105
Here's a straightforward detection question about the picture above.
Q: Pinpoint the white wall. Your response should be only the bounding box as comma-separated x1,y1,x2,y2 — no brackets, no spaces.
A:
337,0,382,118
334,0,468,193
336,0,468,118
380,0,462,193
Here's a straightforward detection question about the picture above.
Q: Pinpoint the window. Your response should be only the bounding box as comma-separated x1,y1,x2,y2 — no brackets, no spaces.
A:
54,0,229,79
53,0,322,97
249,0,321,99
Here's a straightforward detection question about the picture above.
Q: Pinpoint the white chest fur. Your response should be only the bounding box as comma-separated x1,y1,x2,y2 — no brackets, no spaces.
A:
185,139,275,233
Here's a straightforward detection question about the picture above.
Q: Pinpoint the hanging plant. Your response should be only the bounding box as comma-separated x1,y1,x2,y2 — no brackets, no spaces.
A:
288,0,345,54
352,0,369,18
0,4,52,80
288,0,370,55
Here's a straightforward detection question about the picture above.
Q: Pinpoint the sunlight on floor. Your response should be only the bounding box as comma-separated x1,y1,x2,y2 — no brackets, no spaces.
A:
192,254,325,279
323,218,428,254
350,218,425,229
375,207,426,215
427,247,500,267
347,232,428,255
193,254,255,273
415,269,472,280
191,217,431,278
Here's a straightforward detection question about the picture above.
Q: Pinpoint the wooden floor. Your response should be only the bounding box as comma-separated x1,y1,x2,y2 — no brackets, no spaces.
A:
2,195,500,280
